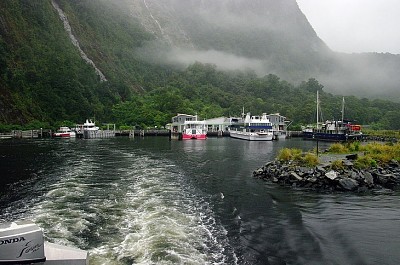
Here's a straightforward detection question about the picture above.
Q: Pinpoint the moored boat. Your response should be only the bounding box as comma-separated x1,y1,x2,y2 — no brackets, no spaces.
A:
79,119,101,139
52,127,76,138
229,113,273,141
182,120,207,140
82,119,99,131
302,91,363,141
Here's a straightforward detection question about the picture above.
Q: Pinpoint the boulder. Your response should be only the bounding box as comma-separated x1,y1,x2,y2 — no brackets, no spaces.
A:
290,172,303,181
375,173,389,185
325,170,338,180
343,160,354,167
339,178,359,191
363,171,374,186
346,154,358,160
316,166,327,175
389,160,399,168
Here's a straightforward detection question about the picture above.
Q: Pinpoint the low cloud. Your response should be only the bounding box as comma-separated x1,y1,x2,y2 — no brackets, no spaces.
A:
135,40,270,75
165,47,268,74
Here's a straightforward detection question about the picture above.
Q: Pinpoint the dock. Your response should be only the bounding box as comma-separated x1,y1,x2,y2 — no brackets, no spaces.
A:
1,129,299,140
77,130,116,139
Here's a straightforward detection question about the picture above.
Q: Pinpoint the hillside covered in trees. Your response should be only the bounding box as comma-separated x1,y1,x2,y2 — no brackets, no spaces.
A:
0,0,399,130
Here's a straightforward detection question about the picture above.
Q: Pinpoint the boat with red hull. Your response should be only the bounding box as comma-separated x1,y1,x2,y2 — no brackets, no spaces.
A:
182,120,207,140
52,127,76,138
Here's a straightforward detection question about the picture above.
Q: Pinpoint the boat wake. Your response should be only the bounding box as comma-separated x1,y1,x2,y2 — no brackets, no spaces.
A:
26,147,231,264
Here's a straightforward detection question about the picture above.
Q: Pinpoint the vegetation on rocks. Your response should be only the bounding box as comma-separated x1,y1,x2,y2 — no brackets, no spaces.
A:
277,148,319,167
278,142,400,170
255,142,400,192
326,142,400,168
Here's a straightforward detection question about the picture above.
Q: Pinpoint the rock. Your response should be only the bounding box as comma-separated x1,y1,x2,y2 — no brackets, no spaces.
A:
350,171,359,180
346,154,358,160
389,160,399,168
253,158,399,192
290,172,303,181
253,168,264,176
363,171,374,186
265,161,274,167
325,170,338,180
343,160,354,167
316,166,327,175
299,167,309,174
357,186,369,193
375,174,389,185
339,178,359,191
308,177,318,183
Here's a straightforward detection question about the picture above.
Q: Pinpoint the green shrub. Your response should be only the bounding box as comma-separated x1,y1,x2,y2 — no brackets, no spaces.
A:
292,149,303,162
277,148,293,162
277,148,302,162
331,160,344,170
302,153,319,167
348,141,361,152
355,155,376,169
328,143,348,153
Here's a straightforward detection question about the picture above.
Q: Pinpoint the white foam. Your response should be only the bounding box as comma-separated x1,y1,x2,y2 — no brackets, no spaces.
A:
27,151,234,264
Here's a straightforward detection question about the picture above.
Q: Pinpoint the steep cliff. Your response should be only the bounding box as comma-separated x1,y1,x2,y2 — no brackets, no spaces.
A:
0,0,399,125
124,0,400,99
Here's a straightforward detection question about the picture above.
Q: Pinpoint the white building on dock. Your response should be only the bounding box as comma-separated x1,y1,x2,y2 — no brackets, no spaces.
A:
266,113,291,138
167,113,290,138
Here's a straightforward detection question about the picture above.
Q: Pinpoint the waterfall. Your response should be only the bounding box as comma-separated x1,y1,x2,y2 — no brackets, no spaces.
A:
143,0,172,45
51,0,107,82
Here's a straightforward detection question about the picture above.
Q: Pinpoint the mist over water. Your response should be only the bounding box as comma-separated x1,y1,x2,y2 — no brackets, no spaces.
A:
1,137,400,264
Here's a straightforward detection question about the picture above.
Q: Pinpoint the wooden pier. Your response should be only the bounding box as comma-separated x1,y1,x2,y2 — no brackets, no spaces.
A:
10,130,41,138
76,130,116,139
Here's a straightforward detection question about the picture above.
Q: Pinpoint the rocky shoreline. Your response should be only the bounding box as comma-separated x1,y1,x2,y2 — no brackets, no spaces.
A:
253,154,400,192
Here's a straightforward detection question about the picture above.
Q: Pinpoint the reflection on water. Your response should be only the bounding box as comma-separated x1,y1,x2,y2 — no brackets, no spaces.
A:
0,137,399,264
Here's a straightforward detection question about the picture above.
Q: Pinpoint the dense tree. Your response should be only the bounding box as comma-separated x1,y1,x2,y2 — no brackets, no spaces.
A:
0,1,399,131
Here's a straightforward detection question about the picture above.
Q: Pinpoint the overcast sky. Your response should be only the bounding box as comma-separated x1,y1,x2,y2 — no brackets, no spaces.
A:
296,0,400,54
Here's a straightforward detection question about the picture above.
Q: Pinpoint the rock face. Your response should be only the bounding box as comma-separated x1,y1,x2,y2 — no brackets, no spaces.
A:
253,158,400,192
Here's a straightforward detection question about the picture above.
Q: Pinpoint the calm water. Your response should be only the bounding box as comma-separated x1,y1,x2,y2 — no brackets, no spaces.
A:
0,137,399,265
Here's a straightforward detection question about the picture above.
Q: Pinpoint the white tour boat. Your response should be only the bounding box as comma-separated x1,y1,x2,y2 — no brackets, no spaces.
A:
229,113,273,141
83,119,99,131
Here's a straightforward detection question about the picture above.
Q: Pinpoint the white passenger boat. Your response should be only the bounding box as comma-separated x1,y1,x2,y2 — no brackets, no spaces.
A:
229,113,273,141
52,127,76,138
82,119,99,131
182,120,207,140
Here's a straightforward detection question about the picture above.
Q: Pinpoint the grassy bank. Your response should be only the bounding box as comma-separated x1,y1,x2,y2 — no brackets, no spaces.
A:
278,142,400,169
363,129,400,139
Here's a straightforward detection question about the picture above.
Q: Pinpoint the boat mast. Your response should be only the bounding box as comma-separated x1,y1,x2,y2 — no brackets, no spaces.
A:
341,97,345,123
316,90,319,129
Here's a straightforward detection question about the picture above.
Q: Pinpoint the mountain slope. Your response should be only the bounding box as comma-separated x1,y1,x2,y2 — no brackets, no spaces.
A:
0,0,162,124
0,1,102,123
0,0,399,127
126,0,400,100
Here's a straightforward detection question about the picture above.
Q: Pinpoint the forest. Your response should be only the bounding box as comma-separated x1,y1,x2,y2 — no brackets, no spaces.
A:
0,0,399,132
